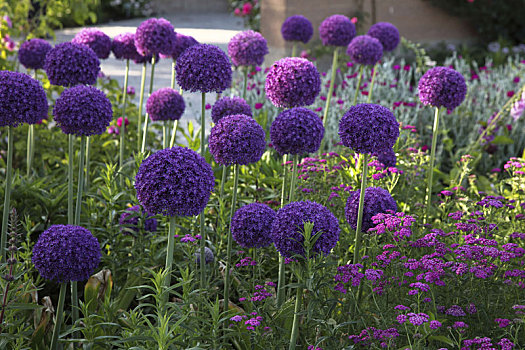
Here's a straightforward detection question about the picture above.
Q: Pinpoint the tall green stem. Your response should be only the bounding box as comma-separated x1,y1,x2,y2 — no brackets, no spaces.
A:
220,165,228,199
169,120,179,148
289,154,299,202
288,286,303,350
171,60,176,89
1,126,13,261
199,92,207,291
242,67,248,100
162,121,168,149
84,137,90,189
119,59,130,188
291,43,297,57
26,124,34,176
353,65,364,106
223,163,239,313
367,64,377,103
424,107,441,223
137,62,147,151
50,282,67,350
322,48,339,128
353,153,369,264
68,134,74,225
164,216,176,303
141,56,156,153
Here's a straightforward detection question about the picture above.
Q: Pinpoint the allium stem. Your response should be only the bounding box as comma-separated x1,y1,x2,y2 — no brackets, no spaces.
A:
84,136,91,189
163,121,168,149
141,56,156,153
276,154,288,308
137,62,147,152
68,134,74,225
119,59,130,188
353,65,364,106
50,282,67,350
242,67,248,100
353,153,369,264
171,60,176,89
75,136,86,226
367,64,377,103
220,165,228,199
223,163,239,313
322,47,338,129
291,43,297,58
169,120,179,148
1,126,13,262
199,92,207,291
424,107,440,223
164,216,176,303
289,154,299,202
26,124,34,177
288,286,303,350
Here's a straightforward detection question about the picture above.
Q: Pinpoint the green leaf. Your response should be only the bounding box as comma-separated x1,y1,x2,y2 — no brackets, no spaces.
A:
428,335,455,346
492,135,514,145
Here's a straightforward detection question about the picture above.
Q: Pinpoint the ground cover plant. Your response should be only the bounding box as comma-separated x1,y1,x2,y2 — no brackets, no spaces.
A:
0,10,525,350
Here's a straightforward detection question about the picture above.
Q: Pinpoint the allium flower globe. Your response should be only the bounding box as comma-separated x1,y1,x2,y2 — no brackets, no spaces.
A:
211,96,252,124
146,88,185,121
195,247,214,264
367,22,400,52
44,42,100,86
345,187,397,232
376,148,397,168
134,18,175,56
112,33,140,60
281,15,314,43
160,33,199,60
346,35,383,66
418,66,467,110
119,205,158,234
18,39,52,70
231,203,276,248
133,53,159,65
228,30,269,67
72,28,112,59
319,15,356,47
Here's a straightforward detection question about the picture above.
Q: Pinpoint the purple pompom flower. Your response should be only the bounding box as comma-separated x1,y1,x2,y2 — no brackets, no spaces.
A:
271,200,340,258
32,225,101,282
44,42,100,86
265,57,321,108
160,33,199,60
281,15,313,43
339,104,399,154
345,187,397,232
176,44,232,93
146,88,185,121
375,148,397,168
133,53,159,65
119,205,158,234
367,22,400,52
209,114,266,165
18,39,52,70
112,32,140,60
72,28,112,59
418,66,467,110
211,96,252,124
319,15,356,47
231,203,276,248
228,30,269,67
134,18,176,56
346,35,383,66
135,146,215,217
270,107,324,155
53,85,113,136
0,71,48,127
195,247,214,264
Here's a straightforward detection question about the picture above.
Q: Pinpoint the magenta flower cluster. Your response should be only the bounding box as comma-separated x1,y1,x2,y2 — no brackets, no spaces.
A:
231,203,276,248
146,88,185,121
72,28,112,59
228,30,269,67
319,15,356,47
134,18,175,56
112,33,141,61
418,66,467,110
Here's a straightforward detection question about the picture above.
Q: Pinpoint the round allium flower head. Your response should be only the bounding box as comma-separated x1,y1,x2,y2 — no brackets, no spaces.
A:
112,32,140,60
265,57,321,108
133,52,159,65
375,148,397,168
160,33,199,60
18,39,52,70
228,30,269,67
209,114,266,165
146,88,185,121
176,44,232,93
211,96,252,124
119,205,158,234
319,14,356,47
231,203,276,248
32,225,101,282
135,146,215,217
418,66,467,110
270,107,324,155
53,85,113,136
195,247,214,265
72,28,112,59
339,104,399,154
44,42,100,86
281,15,314,43
346,35,383,66
134,18,175,56
0,71,48,127
345,187,397,232
271,201,339,258
367,22,400,52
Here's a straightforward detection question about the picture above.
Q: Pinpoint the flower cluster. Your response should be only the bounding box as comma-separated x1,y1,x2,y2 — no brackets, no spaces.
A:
345,187,397,232
134,18,175,56
146,88,185,121
119,205,158,234
112,33,140,61
18,39,52,70
161,33,198,61
194,247,214,264
231,203,276,248
281,15,313,43
228,30,268,66
368,212,415,241
211,96,252,124
319,15,356,46
367,22,400,52
418,66,467,110
44,42,100,86
72,28,112,59
346,35,383,66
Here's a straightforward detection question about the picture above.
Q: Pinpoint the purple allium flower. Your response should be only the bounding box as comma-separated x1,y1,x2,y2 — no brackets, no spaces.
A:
135,146,215,217
133,52,159,65
271,200,340,258
228,30,269,67
146,88,185,121
17,39,52,70
375,148,397,167
265,57,321,108
72,28,112,59
446,305,466,317
339,104,399,154
367,22,400,52
211,96,252,124
176,44,232,93
418,66,467,110
231,203,276,248
160,33,199,60
270,107,324,155
345,187,397,232
112,32,140,60
195,247,214,264
134,18,176,56
44,42,100,87
319,15,356,47
119,205,158,234
346,35,383,66
53,85,112,136
209,114,266,165
32,225,101,282
0,71,48,127
281,15,314,43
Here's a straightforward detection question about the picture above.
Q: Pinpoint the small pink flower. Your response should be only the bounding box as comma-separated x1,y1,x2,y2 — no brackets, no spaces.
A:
205,103,211,110
255,102,263,109
234,8,241,16
117,117,129,127
507,90,515,98
350,17,358,24
242,2,253,15
513,76,520,83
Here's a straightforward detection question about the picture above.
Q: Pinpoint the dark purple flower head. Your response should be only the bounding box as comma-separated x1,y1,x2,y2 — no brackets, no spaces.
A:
271,200,340,258
339,104,399,154
119,205,158,234
53,85,112,136
160,33,199,60
133,52,160,65
375,148,397,167
270,107,324,155
346,35,383,66
367,22,400,52
209,114,266,165
18,39,52,70
112,32,140,60
231,203,276,248
72,28,112,59
281,15,314,43
44,42,100,87
146,88,185,121
418,66,467,110
0,71,48,127
134,18,175,56
32,225,101,282
228,30,269,67
211,96,252,124
195,247,214,264
135,146,215,217
265,57,321,108
176,44,232,93
319,15,356,47
345,187,397,232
